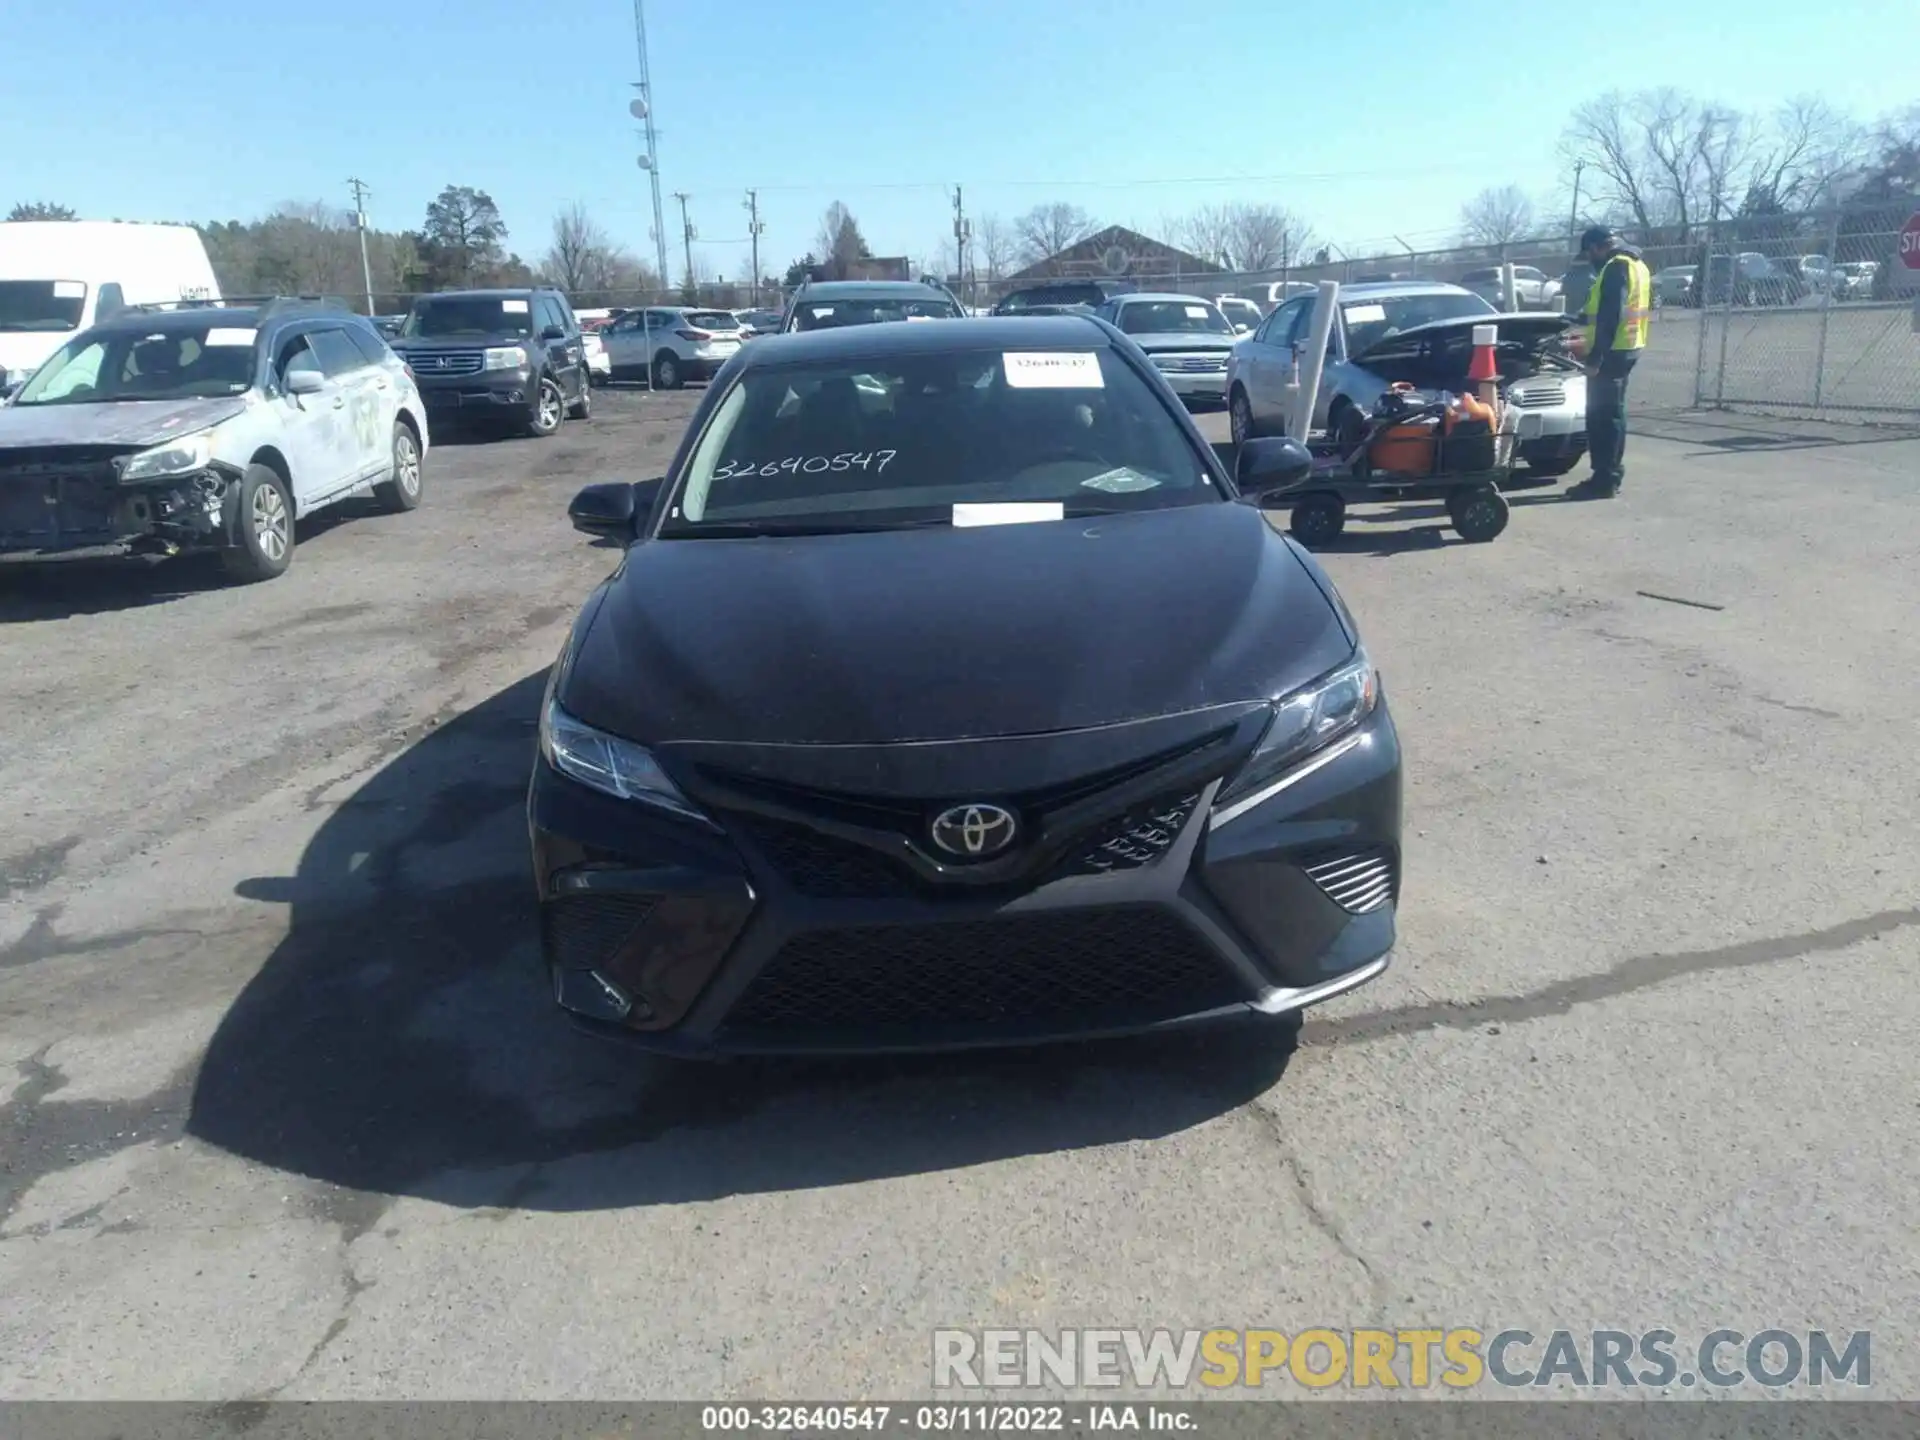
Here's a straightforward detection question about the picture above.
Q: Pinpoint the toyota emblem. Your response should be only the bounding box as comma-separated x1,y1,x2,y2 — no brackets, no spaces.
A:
929,803,1019,859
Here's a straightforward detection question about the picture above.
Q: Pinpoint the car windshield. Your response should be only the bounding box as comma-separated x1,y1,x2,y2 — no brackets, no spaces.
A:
660,346,1217,536
1115,301,1232,336
1341,291,1497,354
792,298,961,330
12,323,259,405
684,310,740,332
0,280,87,333
401,297,533,338
1217,300,1260,325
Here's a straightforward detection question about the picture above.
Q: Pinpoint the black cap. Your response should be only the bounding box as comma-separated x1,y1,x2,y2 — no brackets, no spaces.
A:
1577,224,1615,254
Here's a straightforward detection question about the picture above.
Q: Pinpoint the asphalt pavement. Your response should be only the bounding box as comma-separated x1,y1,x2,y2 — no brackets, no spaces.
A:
2,388,1916,1401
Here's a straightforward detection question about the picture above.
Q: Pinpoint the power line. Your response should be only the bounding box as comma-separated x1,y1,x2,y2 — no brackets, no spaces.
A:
710,163,1500,196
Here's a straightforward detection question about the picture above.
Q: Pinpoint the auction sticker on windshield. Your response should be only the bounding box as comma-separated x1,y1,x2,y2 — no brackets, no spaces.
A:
1343,304,1387,325
503,299,529,313
953,502,1064,527
204,328,256,348
1184,305,1210,319
54,280,85,298
1003,352,1103,388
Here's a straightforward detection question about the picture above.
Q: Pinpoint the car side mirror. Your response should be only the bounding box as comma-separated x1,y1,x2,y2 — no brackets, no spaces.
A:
542,324,568,341
569,478,664,540
1,381,21,404
1236,437,1314,501
285,368,326,396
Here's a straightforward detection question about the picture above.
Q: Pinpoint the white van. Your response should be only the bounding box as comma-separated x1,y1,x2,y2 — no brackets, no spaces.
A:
0,221,221,391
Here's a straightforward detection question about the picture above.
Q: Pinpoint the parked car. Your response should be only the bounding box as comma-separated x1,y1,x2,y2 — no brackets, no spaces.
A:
991,280,1133,314
1459,265,1552,310
781,280,965,333
0,299,427,581
535,314,1400,1053
1239,281,1317,311
1091,293,1238,410
1832,261,1877,299
1651,265,1697,308
582,330,611,385
599,306,745,388
1226,281,1588,478
389,287,591,436
734,308,785,338
1214,296,1264,334
370,314,407,338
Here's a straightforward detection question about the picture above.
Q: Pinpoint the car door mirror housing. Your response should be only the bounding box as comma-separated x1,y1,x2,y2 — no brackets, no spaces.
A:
285,368,326,396
569,478,664,540
542,324,568,341
1236,437,1315,501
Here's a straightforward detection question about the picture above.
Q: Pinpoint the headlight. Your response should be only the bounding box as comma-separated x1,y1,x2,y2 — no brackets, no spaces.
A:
1216,645,1379,807
483,345,529,371
539,694,708,822
120,430,215,481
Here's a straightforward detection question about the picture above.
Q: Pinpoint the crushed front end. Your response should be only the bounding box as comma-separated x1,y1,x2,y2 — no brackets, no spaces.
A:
0,445,244,561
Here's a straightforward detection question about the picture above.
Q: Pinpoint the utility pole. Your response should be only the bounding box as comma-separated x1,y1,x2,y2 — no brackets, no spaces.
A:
347,178,375,315
630,0,670,291
1568,159,1587,240
743,190,765,304
673,193,696,298
951,185,971,304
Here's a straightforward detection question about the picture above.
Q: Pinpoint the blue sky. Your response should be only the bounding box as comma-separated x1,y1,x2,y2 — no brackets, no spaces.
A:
3,0,1913,282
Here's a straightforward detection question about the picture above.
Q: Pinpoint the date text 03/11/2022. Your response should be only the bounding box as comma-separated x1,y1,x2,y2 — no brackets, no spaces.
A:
699,1405,1191,1432
711,451,899,481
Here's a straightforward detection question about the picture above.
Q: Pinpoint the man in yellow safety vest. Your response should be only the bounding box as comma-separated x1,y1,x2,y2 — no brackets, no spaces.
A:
1570,224,1652,500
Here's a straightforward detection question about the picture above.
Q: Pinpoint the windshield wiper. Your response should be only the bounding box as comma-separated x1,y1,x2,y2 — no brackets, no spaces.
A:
672,518,952,537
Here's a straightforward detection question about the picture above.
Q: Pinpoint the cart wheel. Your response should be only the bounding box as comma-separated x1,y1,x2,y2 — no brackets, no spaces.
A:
1289,492,1346,547
1333,406,1371,479
1449,484,1509,543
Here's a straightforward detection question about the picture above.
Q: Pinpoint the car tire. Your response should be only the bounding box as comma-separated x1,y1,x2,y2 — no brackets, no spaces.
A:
1523,454,1580,479
1229,388,1257,449
528,377,564,438
567,377,592,421
1288,492,1346,547
222,464,296,583
653,352,683,390
373,420,423,513
1449,484,1509,542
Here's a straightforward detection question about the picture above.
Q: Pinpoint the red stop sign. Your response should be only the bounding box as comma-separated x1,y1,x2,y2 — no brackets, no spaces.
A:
1902,212,1920,270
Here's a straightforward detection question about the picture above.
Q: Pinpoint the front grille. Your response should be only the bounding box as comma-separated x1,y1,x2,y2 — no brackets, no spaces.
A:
1054,791,1202,879
727,813,921,899
1155,355,1229,373
723,906,1245,1035
541,893,658,970
1509,381,1567,408
1304,847,1397,914
410,349,485,376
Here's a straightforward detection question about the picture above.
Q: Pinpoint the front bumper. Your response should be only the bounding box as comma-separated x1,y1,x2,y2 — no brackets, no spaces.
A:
1155,368,1231,406
413,371,537,418
683,352,733,381
0,458,242,560
528,706,1401,1056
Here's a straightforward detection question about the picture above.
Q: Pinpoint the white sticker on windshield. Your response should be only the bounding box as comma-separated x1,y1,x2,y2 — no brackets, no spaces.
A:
502,299,530,313
905,314,936,322
1183,305,1210,319
203,327,257,347
1003,351,1103,389
1080,468,1161,494
53,280,86,298
953,502,1064,527
1343,303,1387,325
812,307,835,317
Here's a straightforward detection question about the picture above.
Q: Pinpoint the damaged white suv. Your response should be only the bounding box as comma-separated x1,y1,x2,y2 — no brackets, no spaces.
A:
0,300,429,582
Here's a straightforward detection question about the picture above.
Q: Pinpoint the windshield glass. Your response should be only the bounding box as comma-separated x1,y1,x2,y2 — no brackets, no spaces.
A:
661,346,1216,536
401,297,533,338
683,310,740,332
792,298,961,331
13,322,259,405
1341,290,1497,353
1115,301,1232,336
0,280,87,333
1217,300,1260,326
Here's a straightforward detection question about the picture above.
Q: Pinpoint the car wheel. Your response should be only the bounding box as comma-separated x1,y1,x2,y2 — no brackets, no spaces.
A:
1448,484,1509,542
1288,492,1346,547
1524,454,1580,479
567,376,592,421
653,352,683,390
1229,388,1256,449
528,377,564,438
373,420,423,513
222,464,296,583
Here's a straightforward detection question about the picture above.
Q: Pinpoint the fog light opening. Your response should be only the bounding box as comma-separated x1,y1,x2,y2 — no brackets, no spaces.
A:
552,966,650,1023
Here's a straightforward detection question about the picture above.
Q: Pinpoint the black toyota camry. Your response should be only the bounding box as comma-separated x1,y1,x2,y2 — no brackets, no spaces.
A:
530,314,1401,1054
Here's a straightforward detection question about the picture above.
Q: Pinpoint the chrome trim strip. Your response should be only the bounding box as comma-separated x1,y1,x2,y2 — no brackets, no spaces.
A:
1247,953,1391,1015
1206,732,1366,830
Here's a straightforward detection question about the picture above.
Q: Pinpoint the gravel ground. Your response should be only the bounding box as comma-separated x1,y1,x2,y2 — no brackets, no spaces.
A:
2,385,1916,1403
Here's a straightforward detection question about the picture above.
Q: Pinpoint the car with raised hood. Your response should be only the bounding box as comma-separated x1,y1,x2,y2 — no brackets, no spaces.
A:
531,314,1402,1055
1227,281,1589,479
1090,292,1239,410
389,287,591,436
0,301,428,580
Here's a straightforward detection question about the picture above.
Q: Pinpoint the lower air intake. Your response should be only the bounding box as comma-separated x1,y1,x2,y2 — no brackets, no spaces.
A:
540,893,658,971
1303,847,1397,914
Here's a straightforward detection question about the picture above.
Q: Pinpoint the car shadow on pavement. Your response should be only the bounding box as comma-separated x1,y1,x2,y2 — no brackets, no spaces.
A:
190,671,1299,1214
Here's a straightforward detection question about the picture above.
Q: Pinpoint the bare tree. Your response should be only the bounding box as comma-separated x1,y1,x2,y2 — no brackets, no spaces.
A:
1014,202,1098,267
1224,203,1313,271
1459,185,1538,248
544,203,614,292
1743,96,1868,211
974,213,1013,280
1562,91,1660,231
815,200,871,280
1169,204,1236,266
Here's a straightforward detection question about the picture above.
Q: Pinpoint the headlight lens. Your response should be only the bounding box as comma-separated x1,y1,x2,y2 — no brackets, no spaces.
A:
120,430,215,481
484,345,529,371
539,695,707,821
1216,645,1379,807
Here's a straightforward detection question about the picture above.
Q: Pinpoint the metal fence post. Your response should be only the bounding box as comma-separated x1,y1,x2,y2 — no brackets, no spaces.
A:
1712,222,1734,408
1692,217,1713,408
1812,204,1841,410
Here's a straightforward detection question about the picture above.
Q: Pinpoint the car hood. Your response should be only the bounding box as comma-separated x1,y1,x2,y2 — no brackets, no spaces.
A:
0,395,247,450
1349,312,1572,365
391,335,531,351
562,504,1355,746
1124,331,1239,353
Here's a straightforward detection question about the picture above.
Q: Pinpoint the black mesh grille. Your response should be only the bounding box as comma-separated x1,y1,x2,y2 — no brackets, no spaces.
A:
723,907,1245,1035
540,893,658,970
1053,791,1202,879
726,813,923,898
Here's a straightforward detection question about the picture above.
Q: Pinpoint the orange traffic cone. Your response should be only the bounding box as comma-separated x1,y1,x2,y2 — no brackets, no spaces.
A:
1467,323,1500,407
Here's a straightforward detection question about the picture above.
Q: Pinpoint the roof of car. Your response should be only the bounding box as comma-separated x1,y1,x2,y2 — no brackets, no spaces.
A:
94,302,372,335
417,287,554,300
1331,280,1478,301
740,314,1111,366
1109,292,1224,306
793,280,956,302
